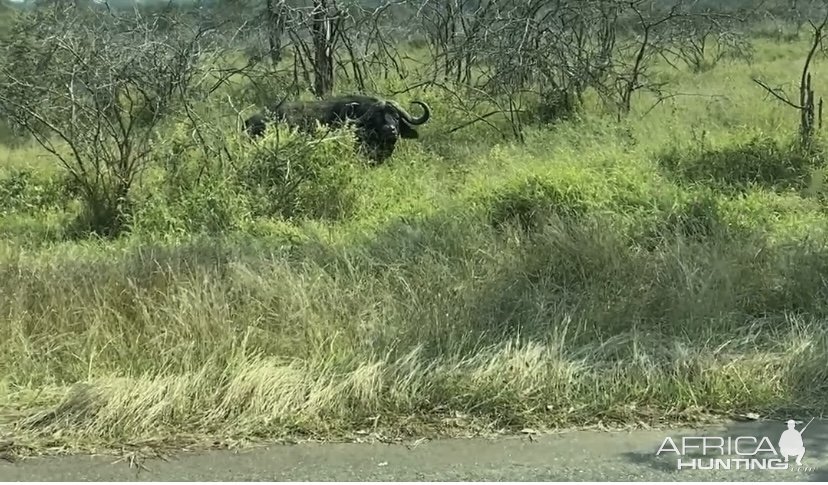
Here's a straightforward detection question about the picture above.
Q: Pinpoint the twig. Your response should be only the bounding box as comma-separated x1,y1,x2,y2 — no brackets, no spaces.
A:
752,78,804,109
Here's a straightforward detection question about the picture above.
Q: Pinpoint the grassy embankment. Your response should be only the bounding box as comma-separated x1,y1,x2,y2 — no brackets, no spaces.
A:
0,32,827,453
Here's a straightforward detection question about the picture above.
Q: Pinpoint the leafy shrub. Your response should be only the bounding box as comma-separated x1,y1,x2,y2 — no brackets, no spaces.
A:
235,125,361,222
129,177,254,240
126,110,364,239
0,168,76,215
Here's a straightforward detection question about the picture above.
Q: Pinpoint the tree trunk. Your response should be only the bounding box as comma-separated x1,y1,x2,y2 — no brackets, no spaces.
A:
266,0,285,65
311,0,335,98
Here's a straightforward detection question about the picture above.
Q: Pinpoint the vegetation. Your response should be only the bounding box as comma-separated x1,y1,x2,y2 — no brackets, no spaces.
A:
0,0,828,454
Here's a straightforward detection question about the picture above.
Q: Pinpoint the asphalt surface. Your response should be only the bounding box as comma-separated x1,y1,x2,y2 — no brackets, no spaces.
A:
1,420,827,481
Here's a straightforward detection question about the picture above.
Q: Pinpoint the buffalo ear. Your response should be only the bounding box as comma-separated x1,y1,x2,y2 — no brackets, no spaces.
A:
399,122,419,139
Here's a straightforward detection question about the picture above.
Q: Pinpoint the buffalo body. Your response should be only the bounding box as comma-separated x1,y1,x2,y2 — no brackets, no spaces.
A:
243,95,431,162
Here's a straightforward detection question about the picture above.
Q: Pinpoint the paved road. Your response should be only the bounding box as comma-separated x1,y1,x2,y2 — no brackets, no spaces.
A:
1,420,827,481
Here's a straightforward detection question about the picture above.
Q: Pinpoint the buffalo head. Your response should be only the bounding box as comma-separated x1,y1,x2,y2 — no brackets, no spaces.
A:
344,98,430,140
339,97,430,162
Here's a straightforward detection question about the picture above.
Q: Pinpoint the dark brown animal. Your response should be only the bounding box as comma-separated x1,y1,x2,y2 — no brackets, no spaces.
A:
243,94,431,163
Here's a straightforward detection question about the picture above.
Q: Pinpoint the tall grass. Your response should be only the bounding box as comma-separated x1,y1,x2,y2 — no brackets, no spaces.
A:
1,36,828,452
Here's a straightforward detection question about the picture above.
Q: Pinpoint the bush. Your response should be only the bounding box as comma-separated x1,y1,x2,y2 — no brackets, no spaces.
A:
236,126,362,222
129,177,254,240
125,117,364,239
0,168,76,216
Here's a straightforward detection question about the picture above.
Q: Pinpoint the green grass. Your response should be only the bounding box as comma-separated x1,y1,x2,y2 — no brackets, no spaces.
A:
1,34,828,454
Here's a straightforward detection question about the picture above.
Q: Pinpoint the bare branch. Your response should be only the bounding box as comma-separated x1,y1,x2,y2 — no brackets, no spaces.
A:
752,78,804,109
0,4,221,236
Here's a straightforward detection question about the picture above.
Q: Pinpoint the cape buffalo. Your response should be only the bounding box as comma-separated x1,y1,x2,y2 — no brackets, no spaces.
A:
243,95,431,163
